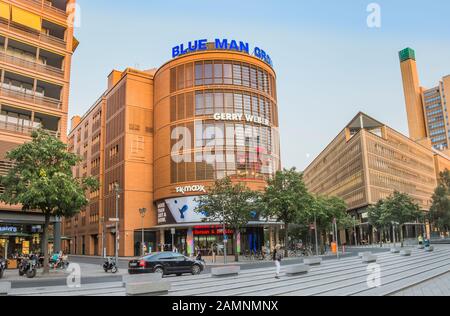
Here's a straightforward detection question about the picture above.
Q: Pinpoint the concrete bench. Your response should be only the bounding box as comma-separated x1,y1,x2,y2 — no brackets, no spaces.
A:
126,280,171,296
425,246,434,252
211,266,240,278
285,264,311,276
0,282,11,296
362,254,377,263
122,273,162,286
400,250,412,256
358,252,372,258
303,257,322,266
390,248,400,254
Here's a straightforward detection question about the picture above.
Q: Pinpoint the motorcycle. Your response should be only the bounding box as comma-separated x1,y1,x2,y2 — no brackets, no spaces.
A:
103,257,118,273
0,258,6,279
18,257,37,279
50,255,70,270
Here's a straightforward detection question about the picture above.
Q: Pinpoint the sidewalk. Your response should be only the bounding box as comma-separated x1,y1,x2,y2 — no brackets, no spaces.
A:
2,262,127,282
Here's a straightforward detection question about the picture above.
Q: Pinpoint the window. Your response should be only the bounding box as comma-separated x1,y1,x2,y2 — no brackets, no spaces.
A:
214,61,223,84
223,63,232,84
204,61,213,85
109,144,119,158
195,62,203,86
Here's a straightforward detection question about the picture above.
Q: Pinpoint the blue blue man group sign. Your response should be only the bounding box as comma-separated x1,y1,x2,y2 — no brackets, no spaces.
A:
172,38,273,67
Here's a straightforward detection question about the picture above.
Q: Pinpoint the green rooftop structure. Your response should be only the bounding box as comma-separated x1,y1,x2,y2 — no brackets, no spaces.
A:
399,47,416,62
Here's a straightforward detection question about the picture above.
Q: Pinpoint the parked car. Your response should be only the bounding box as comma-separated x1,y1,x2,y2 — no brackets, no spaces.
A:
128,252,205,276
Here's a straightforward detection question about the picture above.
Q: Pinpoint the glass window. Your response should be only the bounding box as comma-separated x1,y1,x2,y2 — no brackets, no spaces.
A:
185,63,193,88
204,62,213,85
195,62,203,86
252,95,259,116
223,63,232,85
195,92,204,115
250,67,257,89
214,61,223,84
177,65,185,90
215,92,224,113
204,92,214,115
234,93,243,114
242,64,250,87
258,69,264,91
224,93,234,113
233,64,242,86
244,94,252,116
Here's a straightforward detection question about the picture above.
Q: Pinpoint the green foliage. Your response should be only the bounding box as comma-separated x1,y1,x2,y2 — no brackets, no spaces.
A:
263,168,311,225
307,195,348,231
195,177,260,261
0,130,98,272
430,170,450,232
368,191,422,228
195,177,259,231
262,168,311,255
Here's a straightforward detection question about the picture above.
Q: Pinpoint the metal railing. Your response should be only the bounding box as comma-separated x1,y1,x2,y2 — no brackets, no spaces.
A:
26,0,68,18
0,18,66,50
0,86,62,109
0,51,64,78
0,121,60,138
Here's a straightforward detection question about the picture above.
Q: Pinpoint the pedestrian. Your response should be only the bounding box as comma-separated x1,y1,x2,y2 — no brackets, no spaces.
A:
273,244,282,279
418,234,424,246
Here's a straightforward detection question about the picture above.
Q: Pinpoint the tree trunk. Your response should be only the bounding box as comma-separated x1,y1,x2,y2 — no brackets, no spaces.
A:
42,213,50,274
284,223,289,258
233,231,239,262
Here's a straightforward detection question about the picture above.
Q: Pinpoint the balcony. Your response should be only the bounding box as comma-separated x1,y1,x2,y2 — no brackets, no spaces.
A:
26,0,68,18
0,85,61,109
0,51,64,78
0,18,66,50
0,120,59,138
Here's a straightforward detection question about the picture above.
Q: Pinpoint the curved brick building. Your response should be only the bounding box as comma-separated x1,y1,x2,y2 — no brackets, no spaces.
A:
64,41,282,257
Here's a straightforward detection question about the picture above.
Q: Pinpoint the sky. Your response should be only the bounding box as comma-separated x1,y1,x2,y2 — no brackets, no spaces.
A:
70,0,450,170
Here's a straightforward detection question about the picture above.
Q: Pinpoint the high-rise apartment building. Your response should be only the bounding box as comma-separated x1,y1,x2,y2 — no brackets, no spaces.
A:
400,47,450,151
0,0,77,257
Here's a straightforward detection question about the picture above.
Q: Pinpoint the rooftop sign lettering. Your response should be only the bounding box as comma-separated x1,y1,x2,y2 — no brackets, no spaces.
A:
172,38,273,67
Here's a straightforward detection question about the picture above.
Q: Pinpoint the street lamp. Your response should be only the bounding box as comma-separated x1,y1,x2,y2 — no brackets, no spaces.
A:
139,208,147,257
222,207,227,265
114,183,121,265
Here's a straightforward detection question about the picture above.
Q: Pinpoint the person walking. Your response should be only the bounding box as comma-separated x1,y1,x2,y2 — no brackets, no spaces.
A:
418,235,424,246
273,245,282,279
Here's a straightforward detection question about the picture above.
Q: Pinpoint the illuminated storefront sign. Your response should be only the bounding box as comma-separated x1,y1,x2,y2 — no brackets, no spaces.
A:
172,38,273,67
213,113,270,127
0,226,18,233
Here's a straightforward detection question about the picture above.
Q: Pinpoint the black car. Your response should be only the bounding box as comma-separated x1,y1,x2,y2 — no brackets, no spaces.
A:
128,252,205,276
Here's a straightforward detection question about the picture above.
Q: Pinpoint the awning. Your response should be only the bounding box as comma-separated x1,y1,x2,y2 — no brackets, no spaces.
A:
0,2,10,20
11,6,41,31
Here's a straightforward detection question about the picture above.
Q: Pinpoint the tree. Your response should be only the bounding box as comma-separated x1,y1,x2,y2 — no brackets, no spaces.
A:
430,170,450,234
195,177,260,262
0,130,98,274
307,195,348,253
262,168,311,257
369,191,422,246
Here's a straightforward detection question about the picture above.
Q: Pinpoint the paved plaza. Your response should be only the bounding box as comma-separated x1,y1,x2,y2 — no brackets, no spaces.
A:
4,245,450,296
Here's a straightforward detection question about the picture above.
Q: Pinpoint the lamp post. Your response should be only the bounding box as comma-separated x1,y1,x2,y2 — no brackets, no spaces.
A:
139,208,147,257
222,207,227,265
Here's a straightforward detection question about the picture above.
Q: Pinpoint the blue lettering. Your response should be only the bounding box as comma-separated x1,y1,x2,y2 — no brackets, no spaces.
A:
261,49,267,61
172,46,180,58
215,38,228,50
199,39,208,50
254,47,261,58
239,42,249,54
188,41,198,52
180,44,189,55
229,40,239,51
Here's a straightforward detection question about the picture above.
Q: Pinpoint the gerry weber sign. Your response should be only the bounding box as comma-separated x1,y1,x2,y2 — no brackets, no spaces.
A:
172,38,273,67
175,185,207,195
213,113,270,127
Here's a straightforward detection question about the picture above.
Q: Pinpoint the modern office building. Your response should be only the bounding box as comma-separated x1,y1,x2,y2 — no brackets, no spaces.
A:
64,41,282,257
0,0,77,258
400,47,450,151
303,112,450,243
